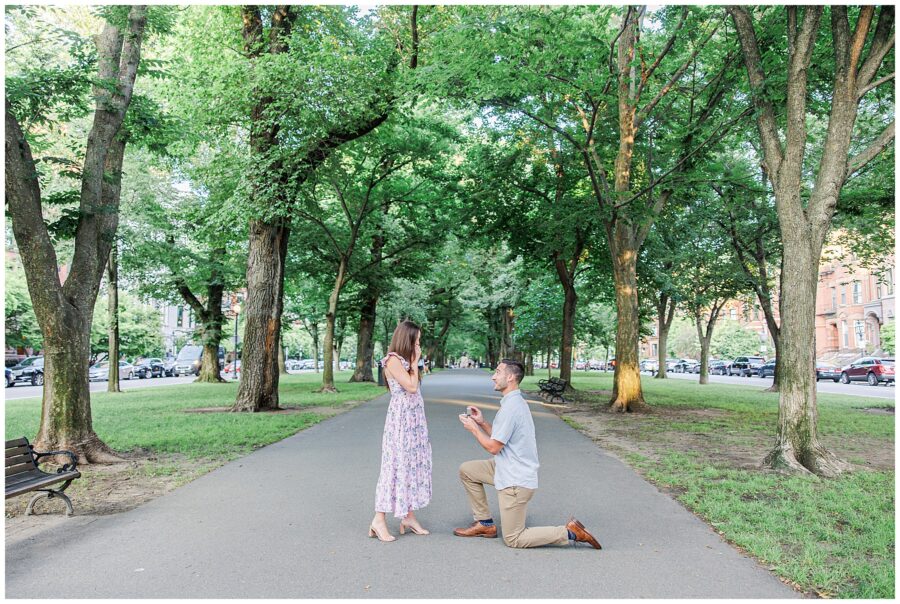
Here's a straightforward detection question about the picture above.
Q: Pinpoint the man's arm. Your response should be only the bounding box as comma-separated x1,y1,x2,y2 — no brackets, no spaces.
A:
459,415,503,455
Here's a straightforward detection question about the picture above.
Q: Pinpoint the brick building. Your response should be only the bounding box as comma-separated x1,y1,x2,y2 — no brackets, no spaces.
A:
640,250,895,361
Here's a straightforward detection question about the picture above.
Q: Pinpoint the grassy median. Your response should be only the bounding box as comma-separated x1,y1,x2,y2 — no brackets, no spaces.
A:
5,371,387,517
523,372,894,599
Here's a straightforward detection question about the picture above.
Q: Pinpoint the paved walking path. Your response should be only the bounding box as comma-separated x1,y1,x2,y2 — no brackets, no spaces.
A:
6,369,797,598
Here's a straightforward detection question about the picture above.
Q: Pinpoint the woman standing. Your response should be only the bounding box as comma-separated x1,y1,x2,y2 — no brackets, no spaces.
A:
369,320,432,541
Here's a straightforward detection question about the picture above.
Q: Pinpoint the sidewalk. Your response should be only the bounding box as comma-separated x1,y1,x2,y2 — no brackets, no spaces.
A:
6,369,797,598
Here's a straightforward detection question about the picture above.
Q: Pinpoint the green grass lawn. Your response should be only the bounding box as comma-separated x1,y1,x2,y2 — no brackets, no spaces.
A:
5,371,387,459
523,371,895,599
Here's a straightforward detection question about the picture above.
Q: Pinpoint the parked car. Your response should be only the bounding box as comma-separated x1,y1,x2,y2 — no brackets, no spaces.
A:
88,361,135,382
672,359,699,373
285,360,302,371
173,345,225,376
664,359,679,372
840,357,895,386
134,358,166,379
757,359,777,378
729,356,766,377
708,360,730,375
160,357,176,377
815,361,841,382
639,359,659,374
6,367,14,388
588,359,604,370
9,356,44,385
693,359,720,374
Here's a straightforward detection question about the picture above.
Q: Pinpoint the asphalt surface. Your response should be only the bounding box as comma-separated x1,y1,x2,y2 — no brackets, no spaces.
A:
6,369,798,598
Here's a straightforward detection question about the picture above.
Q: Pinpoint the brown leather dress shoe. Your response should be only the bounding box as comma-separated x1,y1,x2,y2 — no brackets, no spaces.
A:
453,521,498,538
566,518,602,549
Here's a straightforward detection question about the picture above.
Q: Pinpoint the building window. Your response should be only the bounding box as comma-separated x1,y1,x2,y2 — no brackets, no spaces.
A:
876,283,882,299
831,287,837,309
852,281,862,304
841,287,847,305
176,306,184,327
888,269,894,295
651,344,658,357
854,320,866,347
730,308,737,320
842,321,849,347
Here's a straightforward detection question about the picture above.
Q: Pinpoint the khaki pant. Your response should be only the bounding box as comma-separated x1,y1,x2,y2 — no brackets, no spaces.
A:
459,459,568,548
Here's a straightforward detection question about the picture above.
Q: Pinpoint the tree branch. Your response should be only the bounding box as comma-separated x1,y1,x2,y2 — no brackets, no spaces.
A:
857,6,895,88
858,72,894,98
635,17,721,129
847,120,896,176
728,6,785,181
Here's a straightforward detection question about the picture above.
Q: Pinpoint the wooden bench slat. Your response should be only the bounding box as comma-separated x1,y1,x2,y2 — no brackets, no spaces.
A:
5,438,29,450
5,444,31,458
5,470,81,498
6,469,45,486
5,453,35,469
6,462,39,477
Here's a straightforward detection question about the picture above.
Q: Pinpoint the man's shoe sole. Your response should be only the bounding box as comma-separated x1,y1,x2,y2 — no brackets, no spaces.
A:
453,530,498,538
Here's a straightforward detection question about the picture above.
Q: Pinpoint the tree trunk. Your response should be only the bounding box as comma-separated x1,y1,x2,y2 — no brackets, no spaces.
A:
107,243,120,392
767,333,783,392
198,340,224,383
524,353,533,376
34,310,122,464
320,258,347,393
558,282,577,386
278,335,287,375
764,231,849,476
232,219,289,411
694,313,716,386
655,294,676,379
311,322,320,373
350,290,378,382
609,235,647,412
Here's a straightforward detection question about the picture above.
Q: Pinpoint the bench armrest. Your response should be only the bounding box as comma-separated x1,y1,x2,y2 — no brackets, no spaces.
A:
34,449,79,474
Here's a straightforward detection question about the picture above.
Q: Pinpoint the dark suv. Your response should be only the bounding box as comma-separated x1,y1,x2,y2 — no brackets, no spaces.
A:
9,356,44,385
729,356,766,377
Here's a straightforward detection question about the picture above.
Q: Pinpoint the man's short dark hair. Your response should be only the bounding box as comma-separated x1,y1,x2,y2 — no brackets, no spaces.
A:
500,359,525,384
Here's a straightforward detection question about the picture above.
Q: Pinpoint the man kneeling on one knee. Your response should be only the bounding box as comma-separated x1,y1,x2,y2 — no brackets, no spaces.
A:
456,359,601,550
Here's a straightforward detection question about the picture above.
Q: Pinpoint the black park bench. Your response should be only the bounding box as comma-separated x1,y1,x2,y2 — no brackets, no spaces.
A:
537,377,568,404
6,437,81,516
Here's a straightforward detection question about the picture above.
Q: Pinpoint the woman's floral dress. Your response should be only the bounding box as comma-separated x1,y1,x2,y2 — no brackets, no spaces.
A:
374,352,432,518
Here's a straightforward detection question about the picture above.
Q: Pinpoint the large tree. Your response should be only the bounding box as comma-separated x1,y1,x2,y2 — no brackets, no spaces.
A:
227,5,420,410
728,5,894,476
430,6,745,410
5,6,149,462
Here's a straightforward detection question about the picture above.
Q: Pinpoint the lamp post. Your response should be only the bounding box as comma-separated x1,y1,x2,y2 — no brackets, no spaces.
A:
232,302,241,380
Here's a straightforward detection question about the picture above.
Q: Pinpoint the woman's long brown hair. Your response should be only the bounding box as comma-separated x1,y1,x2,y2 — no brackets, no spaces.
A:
385,320,420,389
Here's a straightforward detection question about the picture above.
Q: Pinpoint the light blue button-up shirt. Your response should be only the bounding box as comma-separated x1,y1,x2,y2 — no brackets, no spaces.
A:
490,389,540,490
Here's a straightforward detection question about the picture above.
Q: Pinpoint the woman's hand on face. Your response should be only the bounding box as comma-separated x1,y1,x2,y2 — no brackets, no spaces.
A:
412,343,422,364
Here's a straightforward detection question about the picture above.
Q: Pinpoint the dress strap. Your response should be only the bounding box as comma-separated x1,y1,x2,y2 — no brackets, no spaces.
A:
381,351,410,370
